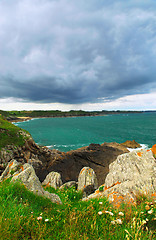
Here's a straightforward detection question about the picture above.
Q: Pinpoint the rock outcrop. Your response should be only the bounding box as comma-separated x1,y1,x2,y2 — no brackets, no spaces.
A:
59,181,77,190
121,140,141,148
42,171,62,189
0,160,62,204
0,159,21,181
83,149,156,205
0,139,63,181
78,167,98,191
78,167,98,197
45,142,129,186
0,141,129,186
105,149,156,193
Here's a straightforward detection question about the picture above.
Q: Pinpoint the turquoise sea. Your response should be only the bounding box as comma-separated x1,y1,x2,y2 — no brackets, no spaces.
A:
15,113,156,152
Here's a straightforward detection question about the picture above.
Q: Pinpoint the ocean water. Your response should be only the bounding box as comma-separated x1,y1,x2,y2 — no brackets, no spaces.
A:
15,113,156,152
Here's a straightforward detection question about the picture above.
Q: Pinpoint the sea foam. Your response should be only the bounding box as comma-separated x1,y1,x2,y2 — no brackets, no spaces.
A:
127,143,148,152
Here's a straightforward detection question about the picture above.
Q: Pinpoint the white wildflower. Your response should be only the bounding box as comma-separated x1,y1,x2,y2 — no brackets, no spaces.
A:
148,209,153,214
111,220,116,225
111,219,122,224
116,219,122,224
105,210,114,216
98,211,103,215
99,202,103,205
142,220,147,225
45,219,49,222
37,216,42,220
118,212,124,216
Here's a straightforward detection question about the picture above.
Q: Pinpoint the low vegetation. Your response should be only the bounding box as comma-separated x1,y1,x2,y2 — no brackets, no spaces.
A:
0,114,30,150
0,179,155,240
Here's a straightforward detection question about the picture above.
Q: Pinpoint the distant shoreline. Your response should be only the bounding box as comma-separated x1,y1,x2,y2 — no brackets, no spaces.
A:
3,110,145,123
10,112,142,123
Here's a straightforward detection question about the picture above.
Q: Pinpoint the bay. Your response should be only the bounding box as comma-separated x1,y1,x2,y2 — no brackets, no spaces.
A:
15,112,156,152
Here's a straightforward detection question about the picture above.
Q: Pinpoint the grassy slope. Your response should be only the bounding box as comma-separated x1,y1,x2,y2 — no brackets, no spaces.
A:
0,180,155,240
0,114,29,150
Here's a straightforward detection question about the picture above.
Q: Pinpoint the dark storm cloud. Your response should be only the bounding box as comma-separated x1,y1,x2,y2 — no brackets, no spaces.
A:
0,0,156,104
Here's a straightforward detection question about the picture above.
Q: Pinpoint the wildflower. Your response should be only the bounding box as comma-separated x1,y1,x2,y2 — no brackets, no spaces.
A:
111,220,116,225
31,212,33,214
111,219,122,224
45,219,49,222
40,213,43,216
142,220,147,225
98,211,103,215
105,210,114,216
148,209,153,214
37,216,42,220
116,219,122,224
99,202,103,205
118,212,124,216
145,205,150,210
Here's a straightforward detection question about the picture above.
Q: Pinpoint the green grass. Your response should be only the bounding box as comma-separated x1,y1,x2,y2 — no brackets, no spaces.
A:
0,180,155,240
0,115,30,150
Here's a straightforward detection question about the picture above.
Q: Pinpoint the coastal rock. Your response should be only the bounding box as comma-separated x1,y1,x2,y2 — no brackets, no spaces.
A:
121,140,141,149
78,167,98,191
59,181,77,190
46,142,129,186
0,161,62,204
43,190,62,204
42,171,62,189
0,136,130,186
11,163,62,204
104,149,156,192
11,163,45,195
83,149,156,205
0,159,22,181
82,185,97,198
0,139,63,182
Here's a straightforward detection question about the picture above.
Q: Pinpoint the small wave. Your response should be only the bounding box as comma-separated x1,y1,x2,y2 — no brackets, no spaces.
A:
46,145,53,148
31,118,41,121
127,143,148,152
46,143,87,150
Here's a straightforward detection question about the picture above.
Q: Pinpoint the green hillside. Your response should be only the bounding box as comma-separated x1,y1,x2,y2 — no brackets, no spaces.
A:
0,114,30,150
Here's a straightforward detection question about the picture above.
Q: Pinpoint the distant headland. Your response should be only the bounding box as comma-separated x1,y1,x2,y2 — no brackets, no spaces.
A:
0,109,147,122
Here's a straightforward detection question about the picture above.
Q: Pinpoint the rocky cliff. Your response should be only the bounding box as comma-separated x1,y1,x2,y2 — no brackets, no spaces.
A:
0,140,129,186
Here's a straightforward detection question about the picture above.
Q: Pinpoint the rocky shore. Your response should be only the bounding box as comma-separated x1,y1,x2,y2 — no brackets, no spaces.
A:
0,137,139,186
0,113,155,206
0,143,156,206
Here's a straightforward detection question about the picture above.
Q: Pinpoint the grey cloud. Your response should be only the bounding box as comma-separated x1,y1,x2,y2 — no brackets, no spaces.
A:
0,0,156,104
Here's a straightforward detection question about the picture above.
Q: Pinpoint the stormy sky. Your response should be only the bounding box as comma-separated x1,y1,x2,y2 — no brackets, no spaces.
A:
0,0,156,110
